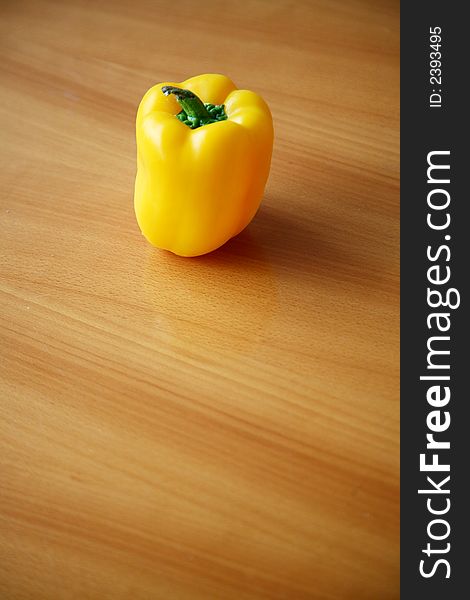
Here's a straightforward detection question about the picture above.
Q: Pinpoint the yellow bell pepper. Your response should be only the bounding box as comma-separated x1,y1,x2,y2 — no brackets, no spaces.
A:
134,73,273,257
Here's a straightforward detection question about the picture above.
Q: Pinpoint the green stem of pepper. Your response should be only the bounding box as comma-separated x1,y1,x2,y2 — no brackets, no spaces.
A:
161,85,227,129
161,86,211,121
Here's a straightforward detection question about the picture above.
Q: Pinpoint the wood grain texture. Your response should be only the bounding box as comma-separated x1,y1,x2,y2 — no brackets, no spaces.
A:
0,1,399,598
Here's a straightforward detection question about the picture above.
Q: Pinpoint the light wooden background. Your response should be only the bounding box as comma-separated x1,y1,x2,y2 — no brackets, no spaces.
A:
0,1,399,598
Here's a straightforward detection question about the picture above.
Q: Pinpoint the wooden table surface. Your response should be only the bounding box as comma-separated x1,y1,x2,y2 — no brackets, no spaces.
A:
0,1,399,598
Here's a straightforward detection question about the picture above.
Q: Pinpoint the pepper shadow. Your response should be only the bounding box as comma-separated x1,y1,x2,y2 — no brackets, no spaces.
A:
241,198,398,297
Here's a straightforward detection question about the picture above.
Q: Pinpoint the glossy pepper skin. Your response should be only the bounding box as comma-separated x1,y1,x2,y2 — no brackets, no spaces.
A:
134,74,273,257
